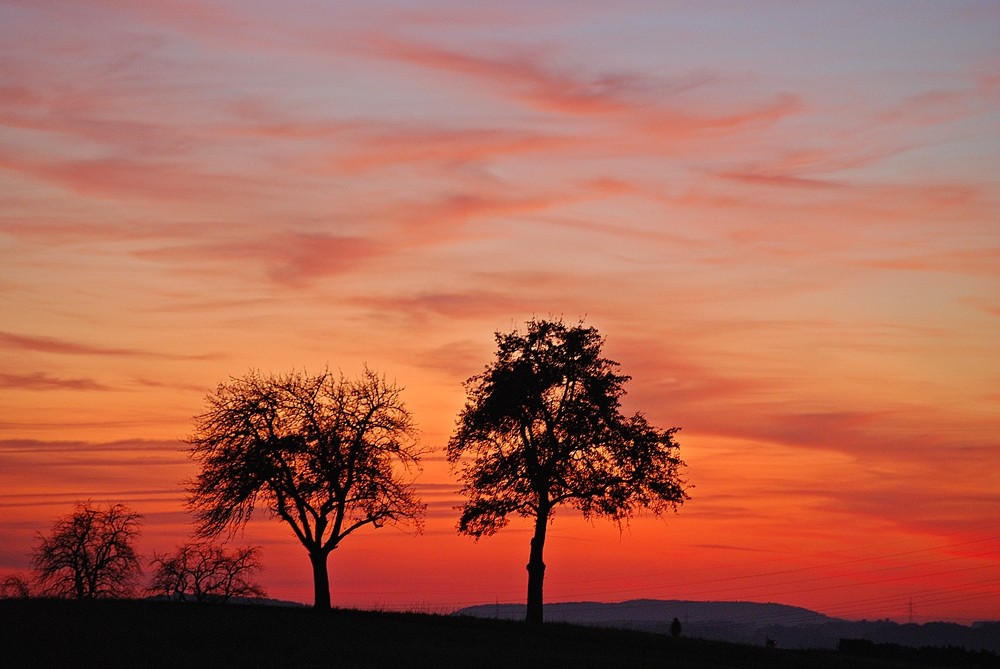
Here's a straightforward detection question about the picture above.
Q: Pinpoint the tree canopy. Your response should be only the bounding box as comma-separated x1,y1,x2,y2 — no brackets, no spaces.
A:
32,501,143,599
448,318,688,624
187,367,424,609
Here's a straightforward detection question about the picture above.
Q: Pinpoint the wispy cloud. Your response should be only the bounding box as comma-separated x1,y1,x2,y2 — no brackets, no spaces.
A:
137,231,387,286
357,290,528,321
961,298,1000,318
0,372,111,391
337,126,578,173
0,153,269,204
372,36,802,141
0,439,183,454
0,331,218,360
0,331,148,356
855,248,1000,276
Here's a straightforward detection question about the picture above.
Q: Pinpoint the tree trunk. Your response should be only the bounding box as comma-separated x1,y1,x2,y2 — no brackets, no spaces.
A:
310,550,331,610
525,508,549,625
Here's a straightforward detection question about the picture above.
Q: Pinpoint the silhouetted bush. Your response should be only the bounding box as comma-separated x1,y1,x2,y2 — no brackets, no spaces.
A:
147,542,264,603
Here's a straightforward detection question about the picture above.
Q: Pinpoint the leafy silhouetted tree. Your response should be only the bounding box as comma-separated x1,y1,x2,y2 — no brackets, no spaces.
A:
32,501,142,599
448,319,688,625
187,367,425,610
148,542,265,603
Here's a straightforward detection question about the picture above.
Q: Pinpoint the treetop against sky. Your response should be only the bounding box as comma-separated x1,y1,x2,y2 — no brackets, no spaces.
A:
1,1,998,623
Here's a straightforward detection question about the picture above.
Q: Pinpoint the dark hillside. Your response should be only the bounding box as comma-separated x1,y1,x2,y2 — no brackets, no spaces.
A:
457,600,1000,653
457,599,838,627
0,599,992,669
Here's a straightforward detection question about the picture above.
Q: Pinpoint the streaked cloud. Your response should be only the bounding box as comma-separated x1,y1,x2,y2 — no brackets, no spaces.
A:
0,331,217,360
139,232,387,286
0,331,149,356
0,372,111,391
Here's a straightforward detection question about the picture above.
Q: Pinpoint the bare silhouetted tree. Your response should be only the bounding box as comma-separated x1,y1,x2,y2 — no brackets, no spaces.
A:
148,542,265,603
32,501,142,599
448,319,688,625
187,367,424,609
0,574,31,599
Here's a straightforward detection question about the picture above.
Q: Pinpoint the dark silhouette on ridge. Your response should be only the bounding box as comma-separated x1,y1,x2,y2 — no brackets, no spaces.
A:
147,542,265,603
32,501,142,599
0,574,31,599
455,600,1000,654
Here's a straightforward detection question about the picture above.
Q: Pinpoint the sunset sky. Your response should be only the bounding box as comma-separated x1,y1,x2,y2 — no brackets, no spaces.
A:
2,1,998,624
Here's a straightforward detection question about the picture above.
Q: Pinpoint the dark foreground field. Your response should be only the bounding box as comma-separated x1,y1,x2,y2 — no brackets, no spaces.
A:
0,599,991,669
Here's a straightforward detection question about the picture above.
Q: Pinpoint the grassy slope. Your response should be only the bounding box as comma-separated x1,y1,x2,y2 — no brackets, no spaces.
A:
0,599,967,669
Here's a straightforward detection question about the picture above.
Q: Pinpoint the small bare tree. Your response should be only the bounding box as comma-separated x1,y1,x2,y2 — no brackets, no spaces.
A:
33,501,142,599
187,367,424,609
0,574,31,599
148,542,265,603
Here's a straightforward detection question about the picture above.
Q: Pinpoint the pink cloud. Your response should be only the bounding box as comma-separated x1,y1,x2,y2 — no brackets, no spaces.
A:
132,377,216,394
0,153,268,204
878,79,998,127
406,339,495,380
712,142,923,192
609,338,769,410
0,438,189,501
636,92,803,141
0,87,199,158
371,38,626,115
224,97,356,140
267,233,385,284
0,218,216,246
715,169,846,190
0,331,216,360
406,190,562,227
4,0,256,51
337,126,579,172
0,372,111,391
961,298,1000,318
0,331,146,356
372,36,802,138
356,290,528,321
138,231,386,286
606,332,997,474
855,247,1000,277
368,188,582,251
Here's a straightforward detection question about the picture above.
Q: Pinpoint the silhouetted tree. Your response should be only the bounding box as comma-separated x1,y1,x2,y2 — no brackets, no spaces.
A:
0,574,31,599
32,501,142,599
148,542,265,603
187,367,424,610
671,617,682,637
448,319,688,625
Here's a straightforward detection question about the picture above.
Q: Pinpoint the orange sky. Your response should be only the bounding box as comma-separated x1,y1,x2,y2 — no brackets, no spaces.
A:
2,1,998,624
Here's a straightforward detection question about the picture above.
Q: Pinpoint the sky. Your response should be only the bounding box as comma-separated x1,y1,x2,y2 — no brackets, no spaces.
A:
1,0,998,624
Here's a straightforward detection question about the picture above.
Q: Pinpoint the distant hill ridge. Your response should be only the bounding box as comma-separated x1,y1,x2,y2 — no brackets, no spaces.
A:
455,599,837,628
453,600,1000,653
